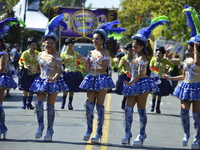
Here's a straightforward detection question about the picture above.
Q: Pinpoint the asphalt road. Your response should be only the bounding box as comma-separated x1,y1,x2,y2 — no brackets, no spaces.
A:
0,72,196,150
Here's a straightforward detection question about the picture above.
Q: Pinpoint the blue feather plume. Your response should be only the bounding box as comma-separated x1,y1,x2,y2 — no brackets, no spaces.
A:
45,14,68,36
184,5,196,37
0,17,20,38
97,20,120,30
176,45,183,53
137,20,170,40
97,20,126,34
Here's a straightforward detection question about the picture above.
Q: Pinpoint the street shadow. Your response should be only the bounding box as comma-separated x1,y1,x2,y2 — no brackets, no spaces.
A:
105,143,191,150
105,110,181,119
83,142,191,150
0,139,190,150
4,96,63,102
146,112,181,118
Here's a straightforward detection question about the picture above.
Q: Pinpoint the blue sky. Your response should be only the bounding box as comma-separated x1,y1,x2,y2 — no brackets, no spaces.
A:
85,0,121,8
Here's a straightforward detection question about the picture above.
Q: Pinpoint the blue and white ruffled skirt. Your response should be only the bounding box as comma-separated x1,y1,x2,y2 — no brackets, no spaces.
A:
29,76,69,94
173,81,200,101
0,73,17,89
122,77,159,96
79,74,115,91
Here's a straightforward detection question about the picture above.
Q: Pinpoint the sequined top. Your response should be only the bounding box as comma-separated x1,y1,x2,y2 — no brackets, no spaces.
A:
183,57,200,83
19,49,39,75
88,50,110,76
0,51,8,73
130,57,148,79
118,54,132,75
60,51,81,72
38,51,62,79
150,57,174,77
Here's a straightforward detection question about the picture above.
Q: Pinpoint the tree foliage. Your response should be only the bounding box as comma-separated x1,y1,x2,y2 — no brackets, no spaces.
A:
40,0,84,16
0,0,84,47
118,0,200,44
0,0,22,45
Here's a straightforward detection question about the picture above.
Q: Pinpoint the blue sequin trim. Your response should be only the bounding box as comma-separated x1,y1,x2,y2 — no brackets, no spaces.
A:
79,74,115,91
122,77,159,96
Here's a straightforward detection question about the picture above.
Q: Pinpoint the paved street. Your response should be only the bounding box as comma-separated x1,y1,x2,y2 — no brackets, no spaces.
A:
0,72,195,150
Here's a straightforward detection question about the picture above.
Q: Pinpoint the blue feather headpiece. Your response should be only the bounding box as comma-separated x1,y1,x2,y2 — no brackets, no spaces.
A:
183,5,200,44
43,14,68,41
92,20,126,43
176,45,183,54
0,17,26,40
184,5,196,37
132,15,170,46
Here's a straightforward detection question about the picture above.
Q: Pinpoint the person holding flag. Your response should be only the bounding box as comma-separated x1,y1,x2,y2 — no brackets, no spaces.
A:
149,46,174,113
169,49,183,93
116,43,133,110
60,38,86,110
18,37,40,110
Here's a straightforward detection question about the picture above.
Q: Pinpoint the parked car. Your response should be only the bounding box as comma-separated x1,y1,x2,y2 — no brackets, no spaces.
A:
61,43,94,57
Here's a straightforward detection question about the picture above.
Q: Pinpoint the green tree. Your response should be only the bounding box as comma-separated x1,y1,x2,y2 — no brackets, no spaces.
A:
40,0,84,15
0,0,85,47
118,0,200,44
0,0,23,45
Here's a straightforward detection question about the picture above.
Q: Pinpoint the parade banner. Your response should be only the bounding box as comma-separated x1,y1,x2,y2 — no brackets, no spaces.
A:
59,8,108,38
49,8,117,38
27,0,40,11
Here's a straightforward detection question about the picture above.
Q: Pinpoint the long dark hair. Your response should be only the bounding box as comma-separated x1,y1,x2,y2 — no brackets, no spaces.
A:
132,39,151,76
189,43,200,53
145,39,153,58
94,32,106,49
132,39,147,58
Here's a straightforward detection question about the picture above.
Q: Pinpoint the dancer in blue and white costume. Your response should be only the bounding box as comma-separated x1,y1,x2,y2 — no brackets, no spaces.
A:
80,20,125,143
0,17,24,139
163,5,200,149
121,16,170,146
29,15,69,142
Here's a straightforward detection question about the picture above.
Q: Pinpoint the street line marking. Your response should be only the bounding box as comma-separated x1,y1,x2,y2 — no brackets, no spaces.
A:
84,110,97,150
100,93,111,150
85,93,112,150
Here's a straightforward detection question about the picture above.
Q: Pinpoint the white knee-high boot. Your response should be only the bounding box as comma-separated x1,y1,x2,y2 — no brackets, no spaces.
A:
0,103,7,139
91,104,104,143
122,105,133,145
44,104,55,142
191,112,200,149
35,100,44,139
133,108,147,146
83,101,95,141
181,109,190,146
